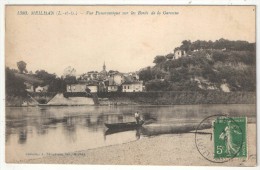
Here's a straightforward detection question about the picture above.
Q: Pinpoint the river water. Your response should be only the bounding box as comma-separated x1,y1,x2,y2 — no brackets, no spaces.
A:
5,104,256,162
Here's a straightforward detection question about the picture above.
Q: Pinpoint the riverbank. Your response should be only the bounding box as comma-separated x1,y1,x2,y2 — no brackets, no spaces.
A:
6,93,95,106
6,91,256,106
15,124,256,166
5,95,38,107
97,91,256,105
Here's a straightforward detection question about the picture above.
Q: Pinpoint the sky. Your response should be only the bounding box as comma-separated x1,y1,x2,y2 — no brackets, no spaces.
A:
5,6,255,76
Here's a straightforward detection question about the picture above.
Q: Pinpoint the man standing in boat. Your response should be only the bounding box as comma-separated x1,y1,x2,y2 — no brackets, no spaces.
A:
134,111,141,124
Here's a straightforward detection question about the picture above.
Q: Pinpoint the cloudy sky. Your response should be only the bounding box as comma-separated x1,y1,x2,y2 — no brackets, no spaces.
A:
5,6,255,76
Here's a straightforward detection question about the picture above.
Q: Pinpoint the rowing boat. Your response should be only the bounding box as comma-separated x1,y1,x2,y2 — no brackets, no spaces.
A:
105,120,144,129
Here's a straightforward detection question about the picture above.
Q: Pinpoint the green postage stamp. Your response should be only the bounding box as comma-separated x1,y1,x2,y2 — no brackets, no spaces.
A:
213,117,247,159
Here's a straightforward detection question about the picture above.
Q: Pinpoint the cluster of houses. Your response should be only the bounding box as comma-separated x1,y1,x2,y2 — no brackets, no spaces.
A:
18,48,188,94
66,63,144,93
15,63,144,94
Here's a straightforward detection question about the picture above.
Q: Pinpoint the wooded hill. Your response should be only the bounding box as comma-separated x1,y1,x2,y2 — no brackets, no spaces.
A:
139,39,256,92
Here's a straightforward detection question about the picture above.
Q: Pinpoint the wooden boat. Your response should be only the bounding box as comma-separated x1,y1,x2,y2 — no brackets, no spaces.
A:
105,120,144,129
104,128,139,136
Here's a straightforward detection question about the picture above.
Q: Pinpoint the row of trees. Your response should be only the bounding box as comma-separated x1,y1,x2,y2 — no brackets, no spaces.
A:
176,39,255,52
6,67,68,95
6,61,81,95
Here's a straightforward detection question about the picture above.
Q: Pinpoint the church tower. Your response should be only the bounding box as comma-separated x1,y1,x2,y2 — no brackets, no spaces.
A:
99,61,108,80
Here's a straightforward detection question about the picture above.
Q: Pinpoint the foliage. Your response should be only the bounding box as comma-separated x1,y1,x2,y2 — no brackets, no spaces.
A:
35,70,66,92
175,38,255,52
139,67,153,82
144,39,256,92
64,75,77,85
145,80,170,91
35,70,56,84
6,67,26,95
17,61,28,73
153,55,166,64
117,85,122,92
167,80,201,91
179,40,192,52
49,78,67,92
63,66,76,77
166,53,174,60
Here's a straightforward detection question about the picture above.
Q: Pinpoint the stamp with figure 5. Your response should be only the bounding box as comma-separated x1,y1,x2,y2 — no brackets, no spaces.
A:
213,117,247,159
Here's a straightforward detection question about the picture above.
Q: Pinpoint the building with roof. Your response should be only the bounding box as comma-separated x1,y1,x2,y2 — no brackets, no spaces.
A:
108,72,125,85
174,49,186,59
66,80,98,93
35,85,49,92
122,81,143,92
108,85,119,92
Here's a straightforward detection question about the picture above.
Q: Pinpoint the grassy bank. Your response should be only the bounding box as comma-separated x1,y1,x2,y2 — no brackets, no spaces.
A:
97,91,255,105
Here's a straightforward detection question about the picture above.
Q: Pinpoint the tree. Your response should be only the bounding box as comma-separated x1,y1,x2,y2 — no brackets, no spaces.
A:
117,85,122,92
152,69,166,79
180,40,192,52
6,67,26,95
35,70,56,84
64,75,77,85
63,66,76,77
63,66,77,86
139,67,153,82
34,70,67,92
166,53,174,60
17,61,28,73
51,77,66,93
153,55,166,64
145,79,170,91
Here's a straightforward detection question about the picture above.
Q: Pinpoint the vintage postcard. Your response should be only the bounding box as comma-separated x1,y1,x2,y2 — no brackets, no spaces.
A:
4,5,256,166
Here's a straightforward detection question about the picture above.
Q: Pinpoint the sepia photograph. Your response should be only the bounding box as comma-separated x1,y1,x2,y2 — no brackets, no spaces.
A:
3,5,256,166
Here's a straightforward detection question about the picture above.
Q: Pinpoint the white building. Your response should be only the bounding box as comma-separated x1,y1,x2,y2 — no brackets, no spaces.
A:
35,85,49,92
174,49,186,59
108,73,125,85
67,83,98,93
122,81,143,92
107,72,125,92
108,85,118,92
87,85,98,93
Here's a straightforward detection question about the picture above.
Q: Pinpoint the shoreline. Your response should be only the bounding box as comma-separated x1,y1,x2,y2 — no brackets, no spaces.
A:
11,124,256,166
6,91,256,107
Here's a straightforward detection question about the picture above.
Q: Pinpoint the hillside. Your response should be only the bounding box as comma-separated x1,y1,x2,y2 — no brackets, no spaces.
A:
139,39,256,92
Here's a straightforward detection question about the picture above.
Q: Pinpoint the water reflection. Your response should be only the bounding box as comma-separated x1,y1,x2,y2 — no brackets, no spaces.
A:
62,116,77,143
5,104,255,162
18,128,27,144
